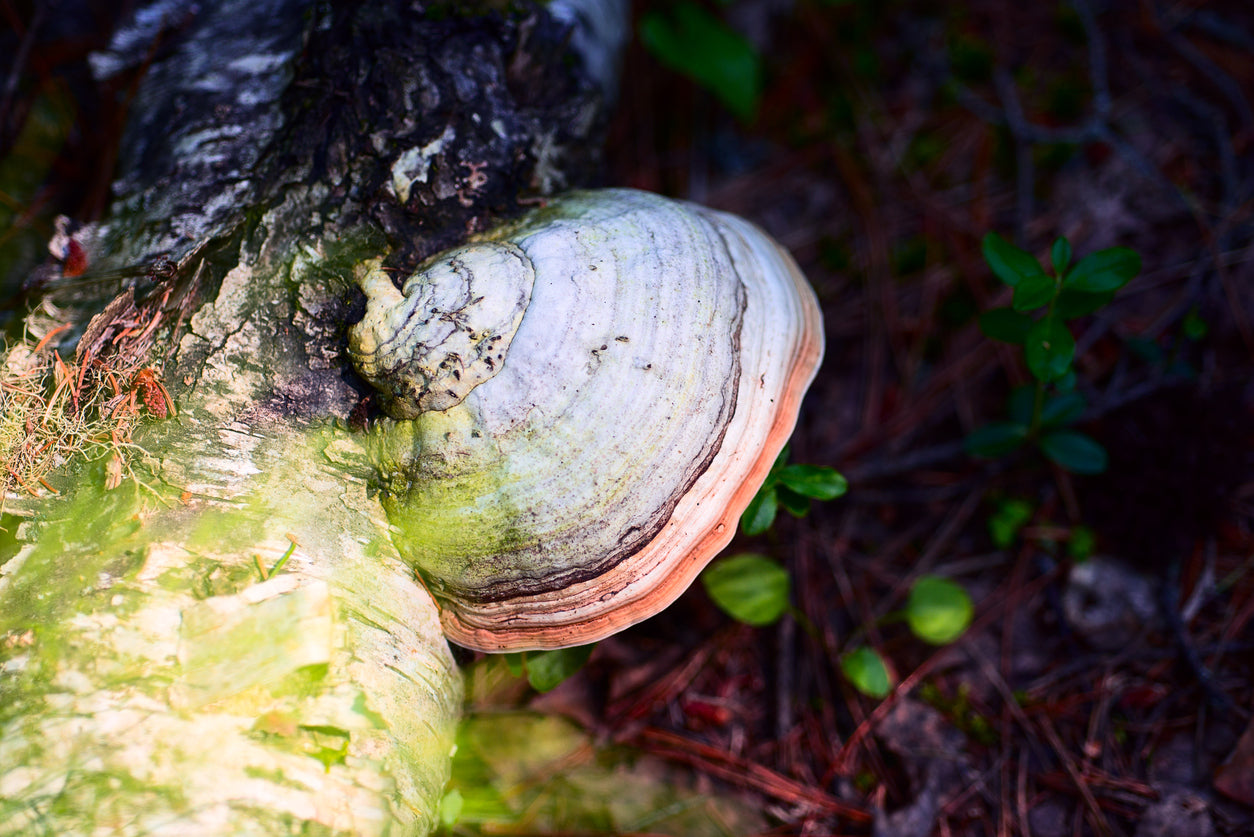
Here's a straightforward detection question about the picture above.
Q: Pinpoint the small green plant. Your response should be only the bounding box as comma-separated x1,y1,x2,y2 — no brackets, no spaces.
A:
1068,524,1097,561
840,646,893,699
500,449,845,694
502,645,595,693
843,575,974,698
701,552,791,626
966,233,1141,474
1181,307,1209,341
905,575,974,645
639,1,763,122
741,448,848,535
438,789,464,828
987,497,1034,549
918,681,998,745
986,495,1097,560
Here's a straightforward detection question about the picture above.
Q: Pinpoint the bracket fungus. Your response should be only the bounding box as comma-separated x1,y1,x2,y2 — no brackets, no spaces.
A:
349,188,823,652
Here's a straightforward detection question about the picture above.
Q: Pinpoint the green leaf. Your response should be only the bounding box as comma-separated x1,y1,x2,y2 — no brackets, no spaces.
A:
1012,273,1057,312
840,646,893,698
440,789,465,827
1039,430,1107,474
1051,237,1072,276
525,645,595,693
1055,288,1115,319
906,576,974,644
1039,390,1086,428
988,497,1033,549
1024,317,1075,382
1064,247,1141,293
639,2,762,121
981,232,1047,287
740,485,778,535
503,653,525,677
964,421,1029,458
979,307,1034,344
777,464,848,500
702,553,791,626
445,784,515,824
1182,309,1209,340
1068,525,1097,561
777,485,812,518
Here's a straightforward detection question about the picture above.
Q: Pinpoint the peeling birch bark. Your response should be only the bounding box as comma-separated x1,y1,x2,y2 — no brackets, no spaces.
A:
0,0,624,833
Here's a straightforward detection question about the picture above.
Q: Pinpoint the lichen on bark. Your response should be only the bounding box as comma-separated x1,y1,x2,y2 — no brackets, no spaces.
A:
0,0,623,832
1,424,461,835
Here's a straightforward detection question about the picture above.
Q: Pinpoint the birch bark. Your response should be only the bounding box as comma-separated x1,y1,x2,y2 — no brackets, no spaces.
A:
0,1,622,833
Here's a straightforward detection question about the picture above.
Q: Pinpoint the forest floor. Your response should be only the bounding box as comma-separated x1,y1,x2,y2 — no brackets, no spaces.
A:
522,2,1254,835
3,1,1253,836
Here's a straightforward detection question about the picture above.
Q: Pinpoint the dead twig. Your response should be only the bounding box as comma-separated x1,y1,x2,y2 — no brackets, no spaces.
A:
637,727,873,823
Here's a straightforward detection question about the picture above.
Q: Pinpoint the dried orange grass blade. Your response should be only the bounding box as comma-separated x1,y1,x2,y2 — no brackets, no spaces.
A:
34,323,71,353
154,377,177,417
7,468,39,497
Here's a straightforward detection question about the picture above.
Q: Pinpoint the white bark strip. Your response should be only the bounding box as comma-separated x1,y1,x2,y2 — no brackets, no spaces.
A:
0,421,461,835
1,0,628,831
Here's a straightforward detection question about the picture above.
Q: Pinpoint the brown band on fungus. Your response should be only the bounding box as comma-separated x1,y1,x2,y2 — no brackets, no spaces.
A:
426,317,743,607
434,199,824,652
354,190,824,653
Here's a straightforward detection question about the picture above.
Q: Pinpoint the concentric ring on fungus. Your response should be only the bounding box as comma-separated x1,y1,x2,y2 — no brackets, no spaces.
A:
349,189,824,652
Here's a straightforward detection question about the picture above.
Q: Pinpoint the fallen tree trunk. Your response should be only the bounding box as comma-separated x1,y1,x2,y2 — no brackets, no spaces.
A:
0,1,623,833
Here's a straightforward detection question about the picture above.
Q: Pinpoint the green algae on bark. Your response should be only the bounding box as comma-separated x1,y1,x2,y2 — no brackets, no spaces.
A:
0,423,461,835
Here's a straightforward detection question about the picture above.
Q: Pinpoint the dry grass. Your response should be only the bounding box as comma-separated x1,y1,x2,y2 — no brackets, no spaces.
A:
0,298,174,502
